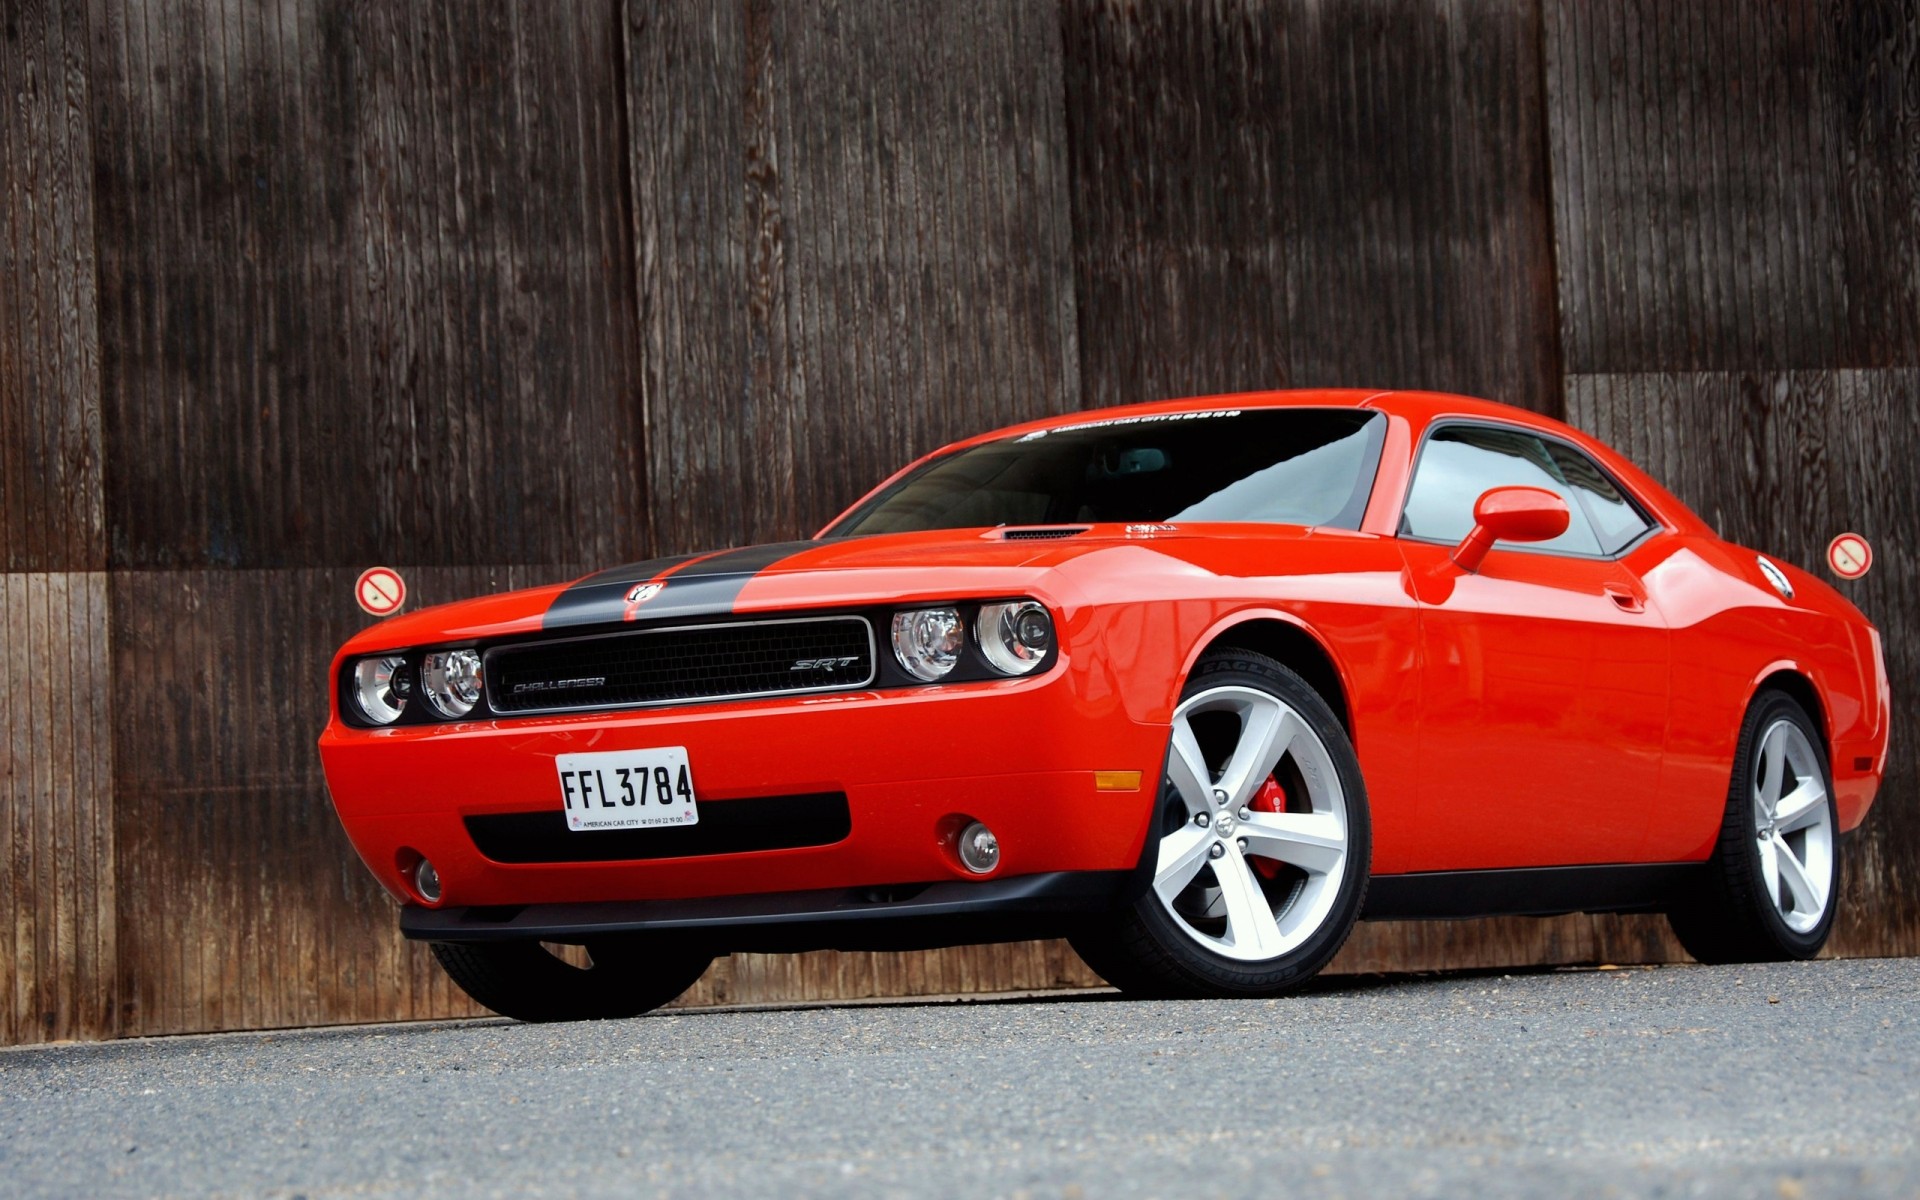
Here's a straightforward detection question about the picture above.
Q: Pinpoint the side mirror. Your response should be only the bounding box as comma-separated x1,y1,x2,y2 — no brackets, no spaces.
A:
1450,486,1570,573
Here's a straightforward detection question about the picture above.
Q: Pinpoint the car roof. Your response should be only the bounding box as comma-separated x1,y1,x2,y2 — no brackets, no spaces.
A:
963,388,1582,447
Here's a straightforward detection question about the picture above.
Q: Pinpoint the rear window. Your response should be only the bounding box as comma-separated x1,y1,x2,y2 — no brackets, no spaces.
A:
828,409,1387,536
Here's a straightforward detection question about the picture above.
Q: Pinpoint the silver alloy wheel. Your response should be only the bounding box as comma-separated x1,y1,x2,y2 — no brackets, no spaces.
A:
1752,717,1834,934
1153,685,1350,962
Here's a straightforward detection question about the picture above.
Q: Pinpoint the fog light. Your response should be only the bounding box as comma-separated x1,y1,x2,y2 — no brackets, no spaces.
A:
414,858,443,903
957,821,1000,874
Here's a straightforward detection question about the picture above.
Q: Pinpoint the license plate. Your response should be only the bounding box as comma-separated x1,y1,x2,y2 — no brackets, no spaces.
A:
555,748,699,831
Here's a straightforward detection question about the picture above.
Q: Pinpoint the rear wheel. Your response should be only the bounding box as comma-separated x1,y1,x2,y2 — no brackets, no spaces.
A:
431,938,713,1023
1667,689,1839,964
1070,650,1370,997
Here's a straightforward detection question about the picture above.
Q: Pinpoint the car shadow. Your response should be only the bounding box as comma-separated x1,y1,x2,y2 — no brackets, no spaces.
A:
659,960,1663,1019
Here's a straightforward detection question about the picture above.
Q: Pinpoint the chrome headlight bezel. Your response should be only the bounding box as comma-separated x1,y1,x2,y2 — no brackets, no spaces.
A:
350,654,411,725
891,607,966,682
419,648,484,719
975,600,1054,676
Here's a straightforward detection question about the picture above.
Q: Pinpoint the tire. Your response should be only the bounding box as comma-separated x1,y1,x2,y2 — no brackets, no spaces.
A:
1070,650,1371,997
431,938,713,1023
1667,689,1840,964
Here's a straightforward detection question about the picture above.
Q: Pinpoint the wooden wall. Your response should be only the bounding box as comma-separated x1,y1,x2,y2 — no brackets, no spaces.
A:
628,1,1084,552
1061,0,1561,411
0,0,1912,1043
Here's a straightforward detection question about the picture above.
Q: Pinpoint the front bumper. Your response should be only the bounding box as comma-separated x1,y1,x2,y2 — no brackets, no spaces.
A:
319,666,1166,912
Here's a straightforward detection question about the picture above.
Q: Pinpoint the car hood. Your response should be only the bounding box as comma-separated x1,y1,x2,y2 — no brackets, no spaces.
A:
339,525,1215,654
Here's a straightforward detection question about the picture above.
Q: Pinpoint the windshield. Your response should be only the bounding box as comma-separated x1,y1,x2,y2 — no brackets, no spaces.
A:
828,408,1386,536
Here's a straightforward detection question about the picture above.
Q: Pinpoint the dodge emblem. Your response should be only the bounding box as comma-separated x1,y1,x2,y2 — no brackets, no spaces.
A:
623,581,665,620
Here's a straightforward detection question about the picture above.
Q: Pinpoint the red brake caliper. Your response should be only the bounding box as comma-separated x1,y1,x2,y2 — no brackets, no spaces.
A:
1249,778,1286,879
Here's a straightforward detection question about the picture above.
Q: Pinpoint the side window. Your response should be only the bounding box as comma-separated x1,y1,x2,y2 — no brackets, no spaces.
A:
1400,426,1605,556
1541,441,1654,555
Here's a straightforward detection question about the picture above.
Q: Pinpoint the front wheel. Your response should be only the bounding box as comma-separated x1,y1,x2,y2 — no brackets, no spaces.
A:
1070,650,1370,997
431,938,713,1023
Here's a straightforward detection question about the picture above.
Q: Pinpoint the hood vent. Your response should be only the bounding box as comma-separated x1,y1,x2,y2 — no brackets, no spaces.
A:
996,526,1091,541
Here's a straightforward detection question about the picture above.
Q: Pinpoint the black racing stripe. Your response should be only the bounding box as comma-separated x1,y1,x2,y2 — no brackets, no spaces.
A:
540,552,706,631
541,540,819,631
661,540,818,580
569,551,708,590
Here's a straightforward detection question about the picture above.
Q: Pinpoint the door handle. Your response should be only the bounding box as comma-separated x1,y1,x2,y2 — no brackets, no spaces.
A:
1604,585,1645,614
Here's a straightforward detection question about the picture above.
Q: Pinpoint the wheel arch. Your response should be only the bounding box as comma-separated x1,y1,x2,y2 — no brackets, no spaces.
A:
1186,614,1355,739
1752,664,1831,757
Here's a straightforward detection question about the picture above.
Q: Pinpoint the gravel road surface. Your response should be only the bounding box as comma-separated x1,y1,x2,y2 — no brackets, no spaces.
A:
3,957,1916,1199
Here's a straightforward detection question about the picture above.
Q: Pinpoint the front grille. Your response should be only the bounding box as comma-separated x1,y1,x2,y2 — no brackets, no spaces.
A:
465,792,853,863
486,616,875,715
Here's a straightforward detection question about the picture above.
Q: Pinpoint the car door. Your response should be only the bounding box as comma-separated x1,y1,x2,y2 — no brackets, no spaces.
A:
1396,422,1670,870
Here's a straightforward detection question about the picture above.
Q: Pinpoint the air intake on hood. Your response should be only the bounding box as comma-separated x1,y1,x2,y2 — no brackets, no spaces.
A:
996,526,1091,541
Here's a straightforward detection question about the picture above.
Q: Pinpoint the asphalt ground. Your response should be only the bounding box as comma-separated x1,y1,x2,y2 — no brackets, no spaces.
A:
2,957,1916,1199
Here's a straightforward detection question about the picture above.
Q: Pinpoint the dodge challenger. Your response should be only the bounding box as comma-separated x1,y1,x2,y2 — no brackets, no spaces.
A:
318,390,1890,1020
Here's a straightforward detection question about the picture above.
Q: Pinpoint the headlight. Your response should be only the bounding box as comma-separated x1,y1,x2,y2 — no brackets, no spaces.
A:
892,608,964,681
977,601,1053,675
420,648,484,718
351,655,410,724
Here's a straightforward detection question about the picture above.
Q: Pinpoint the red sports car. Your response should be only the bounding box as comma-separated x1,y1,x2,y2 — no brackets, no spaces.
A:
319,390,1890,1020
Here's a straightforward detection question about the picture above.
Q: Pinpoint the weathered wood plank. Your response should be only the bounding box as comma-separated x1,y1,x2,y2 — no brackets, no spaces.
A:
674,942,1105,1011
84,1,643,570
1061,0,1562,412
625,0,1082,554
1544,0,1852,372
0,0,105,572
1829,0,1920,366
0,573,116,1045
1335,916,1682,976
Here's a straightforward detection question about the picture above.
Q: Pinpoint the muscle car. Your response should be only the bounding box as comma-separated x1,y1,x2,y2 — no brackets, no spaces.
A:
319,390,1890,1019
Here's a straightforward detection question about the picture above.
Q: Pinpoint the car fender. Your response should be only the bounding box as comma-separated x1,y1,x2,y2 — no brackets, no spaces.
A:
1738,650,1884,833
1742,656,1833,742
